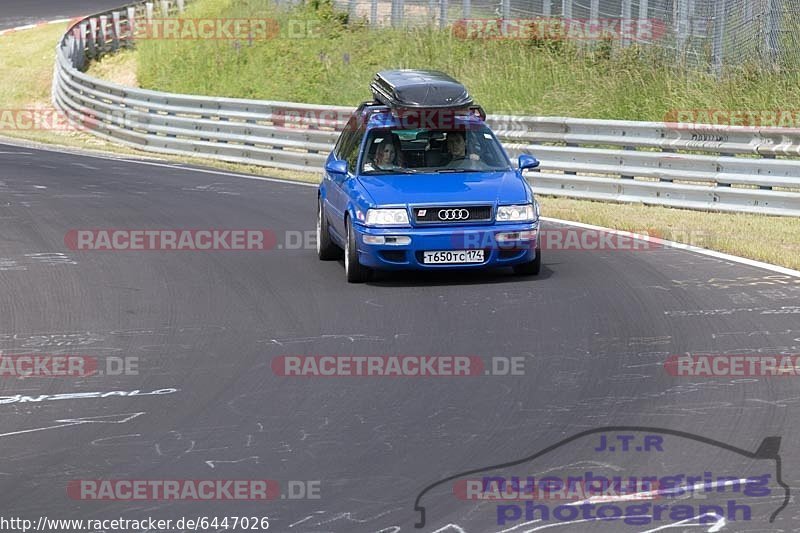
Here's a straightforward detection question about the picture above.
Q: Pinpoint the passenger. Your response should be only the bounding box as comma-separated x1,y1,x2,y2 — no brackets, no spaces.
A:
446,132,480,163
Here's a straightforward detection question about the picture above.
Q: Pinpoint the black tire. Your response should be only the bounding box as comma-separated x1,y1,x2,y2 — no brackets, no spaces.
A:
513,247,541,276
344,218,371,283
317,198,341,260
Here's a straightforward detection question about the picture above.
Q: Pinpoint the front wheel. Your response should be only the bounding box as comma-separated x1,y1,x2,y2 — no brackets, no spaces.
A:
512,247,541,276
344,218,372,283
317,198,341,260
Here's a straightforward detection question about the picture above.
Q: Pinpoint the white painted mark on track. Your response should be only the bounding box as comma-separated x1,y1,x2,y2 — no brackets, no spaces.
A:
0,412,143,439
0,388,178,405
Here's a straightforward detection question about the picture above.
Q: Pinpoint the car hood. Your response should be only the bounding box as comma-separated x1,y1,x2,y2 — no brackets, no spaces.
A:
357,171,528,206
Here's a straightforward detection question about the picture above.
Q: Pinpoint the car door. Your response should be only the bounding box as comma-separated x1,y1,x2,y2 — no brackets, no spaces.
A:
328,120,366,240
323,119,353,243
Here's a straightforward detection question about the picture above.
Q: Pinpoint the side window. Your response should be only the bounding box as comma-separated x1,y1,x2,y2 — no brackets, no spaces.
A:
333,117,357,160
343,124,366,172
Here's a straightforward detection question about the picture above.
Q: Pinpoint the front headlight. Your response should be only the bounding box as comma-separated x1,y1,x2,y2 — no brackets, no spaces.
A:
496,204,535,222
365,208,410,226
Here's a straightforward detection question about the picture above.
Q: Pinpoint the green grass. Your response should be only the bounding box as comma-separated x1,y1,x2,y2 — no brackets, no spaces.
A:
0,23,66,107
135,0,800,119
540,197,800,270
0,23,87,146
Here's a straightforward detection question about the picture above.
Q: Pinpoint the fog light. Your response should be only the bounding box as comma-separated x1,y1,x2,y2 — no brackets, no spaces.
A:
362,235,385,245
363,235,411,245
496,230,538,242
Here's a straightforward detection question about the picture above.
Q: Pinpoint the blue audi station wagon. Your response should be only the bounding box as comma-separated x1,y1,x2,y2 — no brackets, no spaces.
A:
317,70,542,282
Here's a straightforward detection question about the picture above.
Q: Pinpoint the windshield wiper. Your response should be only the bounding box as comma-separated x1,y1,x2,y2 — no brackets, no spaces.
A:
435,168,472,173
363,168,418,175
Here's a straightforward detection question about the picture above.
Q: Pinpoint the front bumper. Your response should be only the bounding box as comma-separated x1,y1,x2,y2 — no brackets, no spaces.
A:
352,222,539,270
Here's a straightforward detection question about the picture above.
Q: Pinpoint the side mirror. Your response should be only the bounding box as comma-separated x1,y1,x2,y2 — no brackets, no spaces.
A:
518,154,540,171
325,159,348,175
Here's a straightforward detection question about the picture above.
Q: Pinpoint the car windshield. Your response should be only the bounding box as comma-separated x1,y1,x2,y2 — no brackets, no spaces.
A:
359,126,512,175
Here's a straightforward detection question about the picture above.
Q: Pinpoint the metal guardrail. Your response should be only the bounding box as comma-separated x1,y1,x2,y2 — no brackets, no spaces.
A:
53,0,800,216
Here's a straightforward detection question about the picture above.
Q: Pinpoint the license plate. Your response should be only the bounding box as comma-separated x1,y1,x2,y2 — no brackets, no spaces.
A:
423,250,484,264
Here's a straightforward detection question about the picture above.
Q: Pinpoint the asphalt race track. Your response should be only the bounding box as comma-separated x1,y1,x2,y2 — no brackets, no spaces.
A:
0,0,122,30
0,140,798,532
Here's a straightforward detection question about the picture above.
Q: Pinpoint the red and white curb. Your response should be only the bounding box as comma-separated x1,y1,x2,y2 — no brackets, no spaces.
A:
0,17,82,37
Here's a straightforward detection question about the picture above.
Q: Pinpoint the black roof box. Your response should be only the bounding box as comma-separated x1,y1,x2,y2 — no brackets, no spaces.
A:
370,70,474,109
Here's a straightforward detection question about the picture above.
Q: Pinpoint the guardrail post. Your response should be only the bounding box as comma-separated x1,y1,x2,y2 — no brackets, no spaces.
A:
348,0,358,22
711,0,726,75
462,0,471,19
637,0,648,42
564,142,578,175
622,146,635,179
764,0,781,64
145,2,154,25
64,36,76,69
501,0,510,20
127,6,137,42
589,0,598,45
73,25,86,68
562,0,572,20
87,18,98,58
391,0,404,27
99,15,108,50
371,0,378,25
111,11,121,50
620,0,631,47
160,0,170,16
589,0,599,22
675,0,688,60
439,0,448,29
542,0,551,16
177,0,185,12
79,24,87,66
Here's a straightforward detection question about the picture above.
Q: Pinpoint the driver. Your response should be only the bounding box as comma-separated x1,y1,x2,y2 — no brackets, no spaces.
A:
364,136,402,171
446,132,480,163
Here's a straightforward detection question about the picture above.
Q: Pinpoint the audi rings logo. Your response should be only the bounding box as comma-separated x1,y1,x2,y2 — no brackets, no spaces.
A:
438,209,470,221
